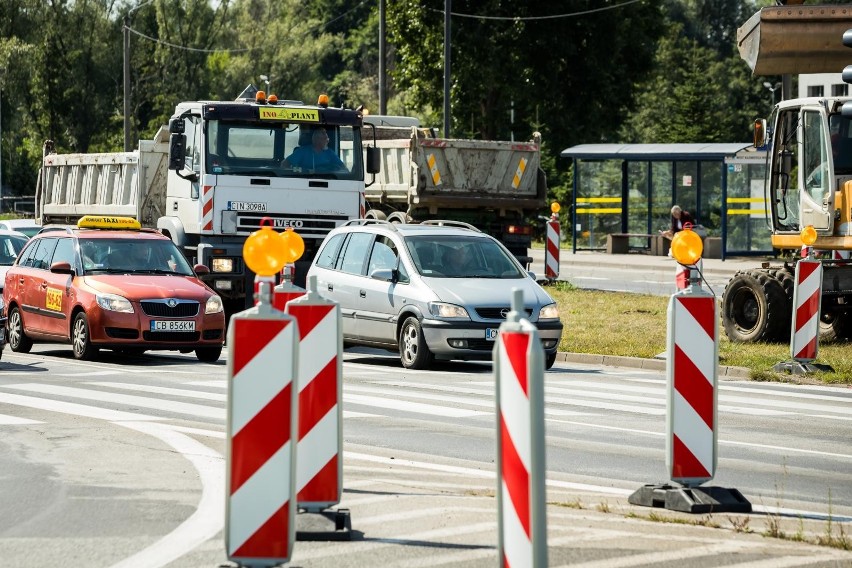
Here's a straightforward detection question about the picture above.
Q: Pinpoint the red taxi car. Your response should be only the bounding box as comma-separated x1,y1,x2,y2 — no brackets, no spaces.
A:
3,216,225,361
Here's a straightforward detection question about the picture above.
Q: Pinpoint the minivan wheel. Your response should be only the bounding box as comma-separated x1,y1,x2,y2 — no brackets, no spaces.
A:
545,352,557,370
8,307,32,353
72,312,99,360
398,317,434,370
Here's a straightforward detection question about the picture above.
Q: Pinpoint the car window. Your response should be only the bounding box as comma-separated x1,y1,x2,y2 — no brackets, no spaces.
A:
51,238,76,268
30,238,58,270
16,240,38,267
368,236,410,283
0,235,26,266
338,232,374,275
315,233,345,269
405,235,523,278
79,238,193,275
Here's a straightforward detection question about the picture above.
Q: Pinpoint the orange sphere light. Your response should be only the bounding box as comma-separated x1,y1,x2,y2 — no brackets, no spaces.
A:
800,225,817,247
243,221,289,277
671,229,703,266
279,227,305,264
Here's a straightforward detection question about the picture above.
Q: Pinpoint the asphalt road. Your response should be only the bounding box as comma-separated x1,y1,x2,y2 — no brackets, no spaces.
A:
0,345,849,567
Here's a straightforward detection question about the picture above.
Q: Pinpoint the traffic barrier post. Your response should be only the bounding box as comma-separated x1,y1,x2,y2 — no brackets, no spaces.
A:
773,245,833,374
544,202,561,280
285,275,350,540
253,274,277,306
494,288,548,568
273,263,305,311
629,229,751,514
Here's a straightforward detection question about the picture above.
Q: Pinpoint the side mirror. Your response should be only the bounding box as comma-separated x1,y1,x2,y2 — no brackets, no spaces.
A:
370,267,395,282
169,133,187,171
50,260,75,275
780,149,793,176
366,146,381,174
169,117,185,134
194,263,210,275
753,119,767,149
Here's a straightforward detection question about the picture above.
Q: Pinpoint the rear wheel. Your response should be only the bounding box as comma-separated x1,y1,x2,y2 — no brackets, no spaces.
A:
819,309,852,342
72,312,99,360
8,307,32,353
387,211,410,224
196,346,222,362
722,270,789,342
398,317,433,369
365,209,387,221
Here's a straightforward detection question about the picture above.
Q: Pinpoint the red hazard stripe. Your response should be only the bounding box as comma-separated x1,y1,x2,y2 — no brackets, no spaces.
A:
289,304,334,339
673,344,713,429
671,434,711,480
232,501,289,559
798,260,819,282
297,454,338,503
795,289,820,331
273,291,304,311
230,384,292,493
231,319,290,377
500,414,530,539
299,357,337,438
501,332,530,397
795,337,817,360
678,296,714,340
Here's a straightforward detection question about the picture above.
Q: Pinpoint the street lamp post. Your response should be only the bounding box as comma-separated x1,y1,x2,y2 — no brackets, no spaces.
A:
124,1,154,152
763,81,781,107
260,74,272,95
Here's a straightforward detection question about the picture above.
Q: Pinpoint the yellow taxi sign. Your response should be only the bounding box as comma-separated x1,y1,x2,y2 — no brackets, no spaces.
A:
258,107,320,122
77,215,141,230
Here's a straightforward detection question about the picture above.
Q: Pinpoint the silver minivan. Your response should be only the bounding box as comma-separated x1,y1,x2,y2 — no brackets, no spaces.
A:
307,220,563,369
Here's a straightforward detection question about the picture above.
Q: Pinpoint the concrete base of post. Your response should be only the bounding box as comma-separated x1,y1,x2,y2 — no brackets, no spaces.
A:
772,360,834,375
295,508,352,541
628,484,751,514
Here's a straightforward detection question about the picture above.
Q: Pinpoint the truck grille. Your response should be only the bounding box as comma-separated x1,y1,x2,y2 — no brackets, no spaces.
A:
237,213,349,240
140,300,199,317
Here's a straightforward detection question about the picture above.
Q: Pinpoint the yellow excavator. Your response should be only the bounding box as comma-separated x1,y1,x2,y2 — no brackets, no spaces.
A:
721,2,852,342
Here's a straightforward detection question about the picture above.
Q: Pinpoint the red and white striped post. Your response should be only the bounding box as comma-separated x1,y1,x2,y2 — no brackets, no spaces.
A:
285,276,345,515
273,263,305,311
225,280,299,565
790,257,822,362
253,274,277,305
629,230,750,513
666,289,718,485
494,288,547,568
544,215,560,280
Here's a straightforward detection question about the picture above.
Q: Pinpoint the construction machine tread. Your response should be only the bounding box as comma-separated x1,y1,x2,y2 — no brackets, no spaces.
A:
722,269,790,343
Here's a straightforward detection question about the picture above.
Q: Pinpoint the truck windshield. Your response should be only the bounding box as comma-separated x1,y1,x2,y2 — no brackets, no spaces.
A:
206,121,363,180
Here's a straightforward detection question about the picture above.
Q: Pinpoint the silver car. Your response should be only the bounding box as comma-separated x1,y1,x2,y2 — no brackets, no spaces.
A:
307,220,563,369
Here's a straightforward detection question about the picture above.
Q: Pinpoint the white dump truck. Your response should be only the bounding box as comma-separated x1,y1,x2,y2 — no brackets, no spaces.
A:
361,116,548,267
36,87,379,315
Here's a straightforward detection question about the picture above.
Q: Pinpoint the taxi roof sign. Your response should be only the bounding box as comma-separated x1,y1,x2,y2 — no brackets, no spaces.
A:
77,215,142,230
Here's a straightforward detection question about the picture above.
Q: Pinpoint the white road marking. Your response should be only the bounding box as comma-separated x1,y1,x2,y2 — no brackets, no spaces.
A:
343,393,488,418
0,413,42,425
90,382,227,402
0,391,163,422
557,541,760,568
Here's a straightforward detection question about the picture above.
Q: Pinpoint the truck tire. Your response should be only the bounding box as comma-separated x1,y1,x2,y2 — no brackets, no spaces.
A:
819,309,852,342
387,211,410,224
365,209,387,221
722,269,789,342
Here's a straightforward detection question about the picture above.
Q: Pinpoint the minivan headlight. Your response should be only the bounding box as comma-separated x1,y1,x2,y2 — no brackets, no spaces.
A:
429,302,469,319
538,303,559,320
96,293,134,313
205,295,224,314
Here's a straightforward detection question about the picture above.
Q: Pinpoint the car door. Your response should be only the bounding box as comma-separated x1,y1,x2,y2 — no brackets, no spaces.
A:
332,232,374,338
22,238,58,334
358,236,408,343
39,237,77,338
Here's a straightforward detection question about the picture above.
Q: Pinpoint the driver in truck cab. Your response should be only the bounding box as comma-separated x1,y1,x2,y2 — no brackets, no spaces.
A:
283,127,347,172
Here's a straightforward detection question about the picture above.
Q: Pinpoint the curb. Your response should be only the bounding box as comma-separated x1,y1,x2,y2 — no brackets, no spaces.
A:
555,351,751,379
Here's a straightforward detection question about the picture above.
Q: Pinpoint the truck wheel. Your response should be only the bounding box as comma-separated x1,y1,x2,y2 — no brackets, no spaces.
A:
387,212,410,224
819,309,852,342
722,270,788,342
398,317,433,369
8,307,33,353
365,209,387,221
72,312,100,360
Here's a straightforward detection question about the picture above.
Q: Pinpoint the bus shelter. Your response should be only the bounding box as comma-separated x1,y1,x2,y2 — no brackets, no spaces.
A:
560,143,772,260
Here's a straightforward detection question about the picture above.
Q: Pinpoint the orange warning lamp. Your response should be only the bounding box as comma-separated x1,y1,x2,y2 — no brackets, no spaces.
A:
279,227,305,263
255,90,267,103
243,221,289,276
801,225,817,246
550,201,560,214
317,93,329,107
267,94,278,104
671,228,703,266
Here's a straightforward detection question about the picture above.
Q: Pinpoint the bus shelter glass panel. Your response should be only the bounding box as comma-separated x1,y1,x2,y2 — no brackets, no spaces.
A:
700,161,722,233
651,162,673,233
725,154,772,253
674,161,698,224
575,160,622,250
626,161,651,248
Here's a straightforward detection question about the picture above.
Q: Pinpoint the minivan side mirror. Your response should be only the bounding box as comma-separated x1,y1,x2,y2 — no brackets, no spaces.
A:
370,267,395,282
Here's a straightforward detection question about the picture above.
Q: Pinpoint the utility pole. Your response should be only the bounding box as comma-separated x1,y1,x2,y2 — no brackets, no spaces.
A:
443,0,451,138
379,0,387,114
124,1,154,152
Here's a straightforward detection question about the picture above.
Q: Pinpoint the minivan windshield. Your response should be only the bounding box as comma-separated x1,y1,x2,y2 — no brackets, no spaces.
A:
406,235,524,278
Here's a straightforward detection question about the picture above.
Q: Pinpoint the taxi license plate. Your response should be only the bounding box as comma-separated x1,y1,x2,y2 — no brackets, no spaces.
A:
150,320,196,332
485,328,499,341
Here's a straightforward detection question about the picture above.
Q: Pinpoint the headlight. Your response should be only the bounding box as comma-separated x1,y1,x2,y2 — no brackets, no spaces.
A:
429,302,469,319
96,293,134,313
538,303,560,320
212,258,234,273
205,295,224,314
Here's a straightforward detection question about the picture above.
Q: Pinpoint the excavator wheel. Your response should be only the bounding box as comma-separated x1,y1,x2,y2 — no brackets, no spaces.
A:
722,269,789,343
819,309,852,342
